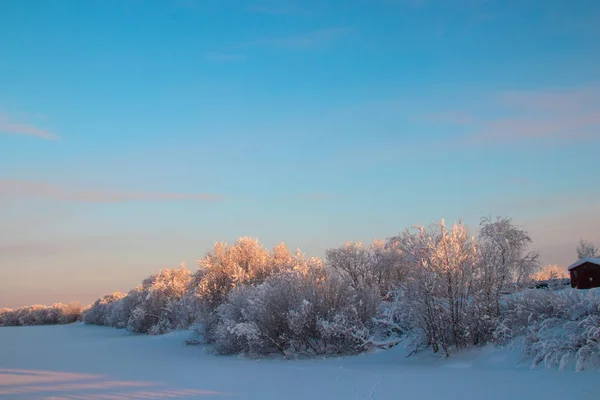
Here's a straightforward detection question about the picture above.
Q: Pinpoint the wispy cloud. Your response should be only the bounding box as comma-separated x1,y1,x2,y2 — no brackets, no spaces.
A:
0,180,224,203
205,52,246,62
499,85,600,113
422,84,600,144
245,27,351,49
0,112,58,140
473,115,600,142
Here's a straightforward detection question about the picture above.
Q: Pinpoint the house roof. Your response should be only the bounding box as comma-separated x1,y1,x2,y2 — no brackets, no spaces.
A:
568,258,600,271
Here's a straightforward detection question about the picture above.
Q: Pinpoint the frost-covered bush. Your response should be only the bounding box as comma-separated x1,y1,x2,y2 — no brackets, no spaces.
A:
105,287,143,328
495,288,600,371
0,303,82,326
85,239,296,337
326,240,406,296
384,217,540,356
372,289,420,348
84,265,192,334
56,302,84,323
0,308,10,326
191,238,291,314
387,221,482,355
210,262,379,357
165,292,203,332
83,292,126,325
191,239,310,341
127,266,192,334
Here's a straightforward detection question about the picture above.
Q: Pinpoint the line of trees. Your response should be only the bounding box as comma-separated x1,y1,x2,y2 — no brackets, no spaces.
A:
83,216,551,357
0,303,82,326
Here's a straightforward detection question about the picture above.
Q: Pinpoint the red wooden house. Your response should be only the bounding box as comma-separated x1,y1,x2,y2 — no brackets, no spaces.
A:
569,258,600,289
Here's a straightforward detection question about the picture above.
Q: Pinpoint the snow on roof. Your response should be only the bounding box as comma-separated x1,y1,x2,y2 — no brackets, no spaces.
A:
568,257,600,271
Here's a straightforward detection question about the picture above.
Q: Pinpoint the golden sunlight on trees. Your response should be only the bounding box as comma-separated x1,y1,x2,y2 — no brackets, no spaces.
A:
0,303,82,326
533,264,569,281
77,215,600,370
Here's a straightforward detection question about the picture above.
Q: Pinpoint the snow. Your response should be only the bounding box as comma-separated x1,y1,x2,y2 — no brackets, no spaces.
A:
568,257,600,270
0,323,597,400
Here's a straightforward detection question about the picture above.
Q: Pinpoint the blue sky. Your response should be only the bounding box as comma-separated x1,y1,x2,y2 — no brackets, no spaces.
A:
1,0,599,307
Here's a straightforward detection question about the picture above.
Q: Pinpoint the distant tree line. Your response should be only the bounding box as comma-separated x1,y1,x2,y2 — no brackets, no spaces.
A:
0,303,82,326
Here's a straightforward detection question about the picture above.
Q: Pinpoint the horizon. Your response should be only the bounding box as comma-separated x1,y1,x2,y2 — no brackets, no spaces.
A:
1,0,599,309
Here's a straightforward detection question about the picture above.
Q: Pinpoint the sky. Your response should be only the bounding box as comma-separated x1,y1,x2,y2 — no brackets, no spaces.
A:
1,0,599,308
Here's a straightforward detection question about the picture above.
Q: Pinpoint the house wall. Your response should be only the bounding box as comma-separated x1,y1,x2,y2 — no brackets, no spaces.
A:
570,262,600,289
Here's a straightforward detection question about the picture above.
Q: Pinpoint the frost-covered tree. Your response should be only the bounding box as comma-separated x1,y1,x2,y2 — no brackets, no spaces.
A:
83,292,126,325
0,308,18,326
211,260,378,356
272,242,295,270
197,243,320,346
105,286,142,328
85,265,192,334
326,241,370,291
368,239,408,296
55,302,83,324
477,216,540,316
325,240,405,296
388,220,480,355
191,237,277,312
127,265,192,334
383,217,540,355
576,239,599,260
170,291,203,330
190,237,301,338
0,308,10,326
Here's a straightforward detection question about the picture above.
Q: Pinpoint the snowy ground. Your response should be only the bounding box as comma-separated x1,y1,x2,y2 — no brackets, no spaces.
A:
0,323,596,400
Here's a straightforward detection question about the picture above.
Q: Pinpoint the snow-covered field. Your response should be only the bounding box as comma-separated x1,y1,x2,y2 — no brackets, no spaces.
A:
0,323,596,400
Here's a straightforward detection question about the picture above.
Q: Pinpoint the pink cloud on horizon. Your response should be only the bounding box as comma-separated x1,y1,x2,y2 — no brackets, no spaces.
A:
422,84,600,144
473,114,600,142
499,85,600,112
0,112,58,140
0,180,224,203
